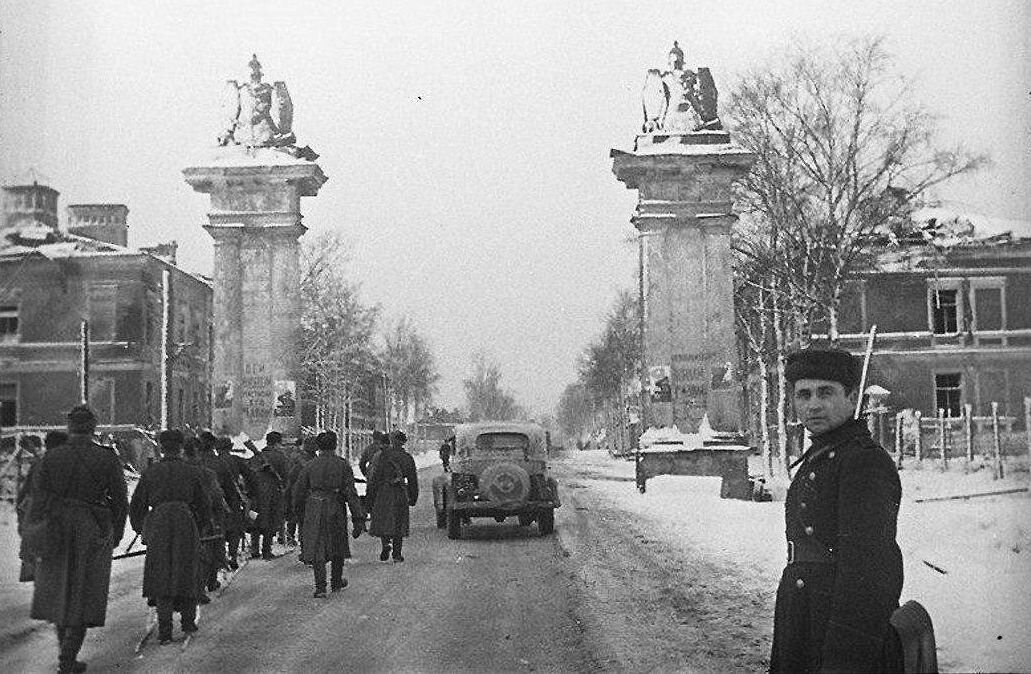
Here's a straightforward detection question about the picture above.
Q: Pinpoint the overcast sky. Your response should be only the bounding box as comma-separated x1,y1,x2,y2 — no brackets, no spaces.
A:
1,0,1028,414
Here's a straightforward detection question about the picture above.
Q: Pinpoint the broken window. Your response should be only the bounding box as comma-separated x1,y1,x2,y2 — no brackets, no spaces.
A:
934,372,963,418
931,289,959,334
0,382,17,427
0,305,18,341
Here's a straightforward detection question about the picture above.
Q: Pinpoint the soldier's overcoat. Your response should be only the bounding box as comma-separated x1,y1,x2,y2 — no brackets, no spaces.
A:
247,451,285,533
292,453,366,563
770,418,904,673
367,446,418,538
129,457,210,601
28,435,128,627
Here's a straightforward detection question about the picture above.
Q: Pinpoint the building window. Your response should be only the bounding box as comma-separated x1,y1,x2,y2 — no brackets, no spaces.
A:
0,382,16,426
934,373,963,417
931,289,959,334
0,305,18,342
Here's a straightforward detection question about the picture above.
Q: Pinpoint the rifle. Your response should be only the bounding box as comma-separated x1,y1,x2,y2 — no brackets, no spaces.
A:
113,534,223,561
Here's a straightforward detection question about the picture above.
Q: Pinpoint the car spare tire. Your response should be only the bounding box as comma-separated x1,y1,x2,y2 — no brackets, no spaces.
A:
478,462,531,504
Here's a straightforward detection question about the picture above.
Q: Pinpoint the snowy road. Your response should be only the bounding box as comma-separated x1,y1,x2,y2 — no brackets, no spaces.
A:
0,456,774,673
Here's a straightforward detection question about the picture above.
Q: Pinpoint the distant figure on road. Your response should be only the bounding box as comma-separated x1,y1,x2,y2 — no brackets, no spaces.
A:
770,348,904,673
25,406,128,673
439,436,454,472
359,430,388,479
129,430,211,645
367,430,418,562
292,431,366,597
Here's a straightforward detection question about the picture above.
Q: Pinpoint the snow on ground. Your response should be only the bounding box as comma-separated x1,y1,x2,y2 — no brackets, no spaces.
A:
562,449,1031,673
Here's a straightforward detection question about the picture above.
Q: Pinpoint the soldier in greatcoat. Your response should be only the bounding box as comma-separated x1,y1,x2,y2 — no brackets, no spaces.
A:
198,432,243,571
358,430,387,479
185,438,229,598
770,347,904,673
25,407,128,673
367,430,418,562
129,430,211,644
286,436,318,547
247,434,286,559
218,436,255,566
292,431,366,597
17,431,67,584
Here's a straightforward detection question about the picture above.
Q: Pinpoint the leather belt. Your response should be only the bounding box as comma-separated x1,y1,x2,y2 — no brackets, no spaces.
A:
787,538,835,565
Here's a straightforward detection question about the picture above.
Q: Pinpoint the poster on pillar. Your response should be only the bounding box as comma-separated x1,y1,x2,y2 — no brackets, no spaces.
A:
273,380,296,417
648,365,671,402
213,380,234,409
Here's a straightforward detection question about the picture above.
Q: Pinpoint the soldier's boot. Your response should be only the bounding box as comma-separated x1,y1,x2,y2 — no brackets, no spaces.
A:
312,562,327,598
180,603,198,634
391,537,404,562
379,537,391,562
156,599,175,644
260,533,276,560
56,625,87,673
330,557,346,591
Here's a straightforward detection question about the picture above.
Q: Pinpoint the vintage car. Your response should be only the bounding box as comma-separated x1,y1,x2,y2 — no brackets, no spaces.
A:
432,421,560,539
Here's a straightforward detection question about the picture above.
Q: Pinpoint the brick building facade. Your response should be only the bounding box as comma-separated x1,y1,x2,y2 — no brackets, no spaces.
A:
0,182,213,431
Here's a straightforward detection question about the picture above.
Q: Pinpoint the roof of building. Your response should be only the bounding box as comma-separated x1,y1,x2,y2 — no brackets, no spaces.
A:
0,223,210,286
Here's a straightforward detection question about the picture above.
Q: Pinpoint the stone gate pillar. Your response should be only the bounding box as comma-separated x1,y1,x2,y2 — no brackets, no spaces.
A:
184,56,327,439
611,43,754,436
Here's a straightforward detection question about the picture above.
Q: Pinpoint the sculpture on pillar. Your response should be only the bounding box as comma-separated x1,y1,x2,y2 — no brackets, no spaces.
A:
641,41,723,134
218,54,319,161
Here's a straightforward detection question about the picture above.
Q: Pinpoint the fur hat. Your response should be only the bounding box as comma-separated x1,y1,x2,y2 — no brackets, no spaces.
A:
784,347,861,390
265,431,283,447
158,429,185,452
67,405,98,433
372,430,387,444
315,431,337,452
390,430,408,447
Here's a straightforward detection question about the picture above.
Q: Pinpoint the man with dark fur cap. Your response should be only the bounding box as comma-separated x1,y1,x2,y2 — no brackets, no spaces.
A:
291,431,366,597
129,430,211,644
26,406,128,673
367,430,418,562
247,432,287,559
770,347,904,673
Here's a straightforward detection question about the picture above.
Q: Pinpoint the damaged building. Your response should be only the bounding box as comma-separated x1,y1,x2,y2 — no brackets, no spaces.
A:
836,209,1031,428
0,180,213,430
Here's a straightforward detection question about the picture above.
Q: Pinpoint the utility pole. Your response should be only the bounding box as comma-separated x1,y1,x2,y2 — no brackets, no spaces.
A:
79,319,90,404
161,269,170,429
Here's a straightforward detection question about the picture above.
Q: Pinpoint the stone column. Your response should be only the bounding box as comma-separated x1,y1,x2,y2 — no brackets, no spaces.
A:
612,132,754,435
184,153,326,438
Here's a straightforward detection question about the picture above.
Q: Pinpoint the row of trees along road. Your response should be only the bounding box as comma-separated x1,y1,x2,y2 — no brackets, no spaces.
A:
731,36,985,476
557,289,641,447
299,231,440,431
558,37,985,474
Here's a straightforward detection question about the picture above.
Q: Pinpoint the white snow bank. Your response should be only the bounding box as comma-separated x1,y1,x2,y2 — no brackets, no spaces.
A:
562,449,1031,673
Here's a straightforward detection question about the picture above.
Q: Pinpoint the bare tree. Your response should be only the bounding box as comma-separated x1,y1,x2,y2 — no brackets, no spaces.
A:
728,36,986,473
381,316,440,424
463,351,524,422
299,231,380,429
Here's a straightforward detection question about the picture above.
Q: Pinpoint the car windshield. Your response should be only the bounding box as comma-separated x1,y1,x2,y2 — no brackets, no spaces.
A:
474,432,529,452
